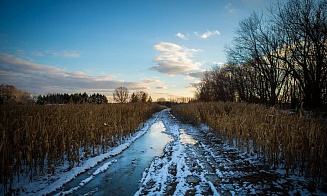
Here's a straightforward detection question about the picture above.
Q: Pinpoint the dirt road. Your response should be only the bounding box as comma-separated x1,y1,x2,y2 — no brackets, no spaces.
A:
135,109,320,195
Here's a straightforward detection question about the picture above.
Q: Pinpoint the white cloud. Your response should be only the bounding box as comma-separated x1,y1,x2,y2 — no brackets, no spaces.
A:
195,30,221,39
70,71,89,78
0,53,147,95
150,42,203,75
175,32,187,40
142,78,168,90
185,71,208,79
143,79,161,84
0,53,66,77
153,42,182,52
93,75,117,81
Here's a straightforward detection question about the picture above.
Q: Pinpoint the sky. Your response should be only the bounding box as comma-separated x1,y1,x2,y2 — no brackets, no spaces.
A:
0,0,273,101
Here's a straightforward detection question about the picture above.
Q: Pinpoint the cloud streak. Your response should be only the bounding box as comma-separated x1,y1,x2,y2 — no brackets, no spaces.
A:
150,42,202,75
0,53,147,95
195,30,221,39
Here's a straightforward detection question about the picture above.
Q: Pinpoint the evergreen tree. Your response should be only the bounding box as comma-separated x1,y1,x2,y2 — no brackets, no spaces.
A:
130,93,138,102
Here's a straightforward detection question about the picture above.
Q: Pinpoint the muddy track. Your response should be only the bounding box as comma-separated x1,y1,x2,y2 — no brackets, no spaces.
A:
135,109,317,195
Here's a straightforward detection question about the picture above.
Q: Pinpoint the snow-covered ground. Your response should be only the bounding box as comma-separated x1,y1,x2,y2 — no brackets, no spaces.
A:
6,109,326,195
135,110,326,195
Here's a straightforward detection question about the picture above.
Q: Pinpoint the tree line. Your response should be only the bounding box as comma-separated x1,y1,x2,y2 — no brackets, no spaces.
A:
36,92,108,104
112,87,194,104
196,0,326,111
113,87,153,103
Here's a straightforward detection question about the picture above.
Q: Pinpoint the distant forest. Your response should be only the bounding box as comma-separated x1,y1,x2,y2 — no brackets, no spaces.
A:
0,84,193,106
0,84,108,105
36,93,108,104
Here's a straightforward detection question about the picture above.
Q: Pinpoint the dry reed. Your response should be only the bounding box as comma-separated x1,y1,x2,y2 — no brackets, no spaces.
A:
0,103,163,193
172,102,327,187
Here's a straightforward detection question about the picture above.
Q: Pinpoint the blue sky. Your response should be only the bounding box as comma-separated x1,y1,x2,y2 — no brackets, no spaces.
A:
0,0,272,101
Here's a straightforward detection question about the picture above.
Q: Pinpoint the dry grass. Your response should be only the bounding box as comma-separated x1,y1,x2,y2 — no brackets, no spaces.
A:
0,103,164,193
172,102,327,187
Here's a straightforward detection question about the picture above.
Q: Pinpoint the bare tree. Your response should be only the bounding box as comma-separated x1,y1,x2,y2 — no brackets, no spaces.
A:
226,12,289,106
223,0,327,110
196,0,327,110
113,87,129,103
272,0,327,110
195,71,212,102
0,84,32,104
196,66,235,102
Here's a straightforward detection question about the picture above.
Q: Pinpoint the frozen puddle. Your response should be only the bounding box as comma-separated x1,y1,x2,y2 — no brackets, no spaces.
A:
52,119,172,196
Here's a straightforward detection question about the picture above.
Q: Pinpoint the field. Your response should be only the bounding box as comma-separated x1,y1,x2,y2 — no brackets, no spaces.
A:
0,103,164,193
171,102,327,189
1,101,326,194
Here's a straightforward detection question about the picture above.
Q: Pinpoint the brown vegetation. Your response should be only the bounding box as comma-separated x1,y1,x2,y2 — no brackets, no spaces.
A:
0,84,33,105
0,103,164,193
172,102,327,187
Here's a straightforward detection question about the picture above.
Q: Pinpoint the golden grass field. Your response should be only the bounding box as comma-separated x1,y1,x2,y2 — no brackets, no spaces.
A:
172,102,327,187
1,101,326,191
0,103,164,191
